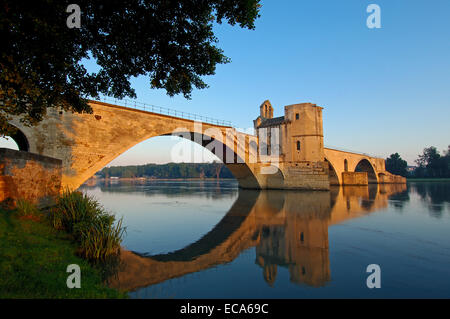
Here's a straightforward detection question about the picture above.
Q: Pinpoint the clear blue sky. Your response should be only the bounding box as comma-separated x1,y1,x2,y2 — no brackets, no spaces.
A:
2,0,449,166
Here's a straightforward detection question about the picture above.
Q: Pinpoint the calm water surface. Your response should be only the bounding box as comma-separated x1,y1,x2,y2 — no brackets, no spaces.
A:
79,180,450,298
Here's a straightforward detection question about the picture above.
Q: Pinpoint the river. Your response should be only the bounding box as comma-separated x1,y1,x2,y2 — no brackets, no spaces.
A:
79,180,450,298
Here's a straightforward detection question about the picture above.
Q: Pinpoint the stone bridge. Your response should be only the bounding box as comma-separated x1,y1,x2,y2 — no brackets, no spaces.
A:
5,100,405,191
106,184,407,291
323,148,403,186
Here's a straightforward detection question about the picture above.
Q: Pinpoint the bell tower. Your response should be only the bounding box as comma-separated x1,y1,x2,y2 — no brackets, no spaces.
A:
260,100,273,119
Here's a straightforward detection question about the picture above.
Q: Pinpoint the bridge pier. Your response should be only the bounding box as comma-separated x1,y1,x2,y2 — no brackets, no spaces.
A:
228,162,331,191
341,172,369,186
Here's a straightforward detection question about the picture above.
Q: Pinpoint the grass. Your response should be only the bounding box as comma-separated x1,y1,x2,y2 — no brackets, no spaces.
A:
0,206,127,298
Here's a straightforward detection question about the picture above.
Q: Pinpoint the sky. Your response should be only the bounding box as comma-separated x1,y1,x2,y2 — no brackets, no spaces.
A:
2,0,450,166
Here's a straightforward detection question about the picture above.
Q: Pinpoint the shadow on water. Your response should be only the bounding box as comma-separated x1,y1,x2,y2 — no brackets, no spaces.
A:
105,183,408,292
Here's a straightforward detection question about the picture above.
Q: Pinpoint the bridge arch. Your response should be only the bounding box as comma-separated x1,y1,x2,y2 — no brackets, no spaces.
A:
99,129,261,190
323,148,385,186
169,131,263,190
325,158,340,185
262,166,285,189
1,124,30,152
5,101,263,190
354,159,378,183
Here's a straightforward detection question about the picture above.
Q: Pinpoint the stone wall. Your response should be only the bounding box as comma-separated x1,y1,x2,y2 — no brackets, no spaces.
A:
282,163,330,190
378,173,407,184
0,148,62,207
341,172,368,186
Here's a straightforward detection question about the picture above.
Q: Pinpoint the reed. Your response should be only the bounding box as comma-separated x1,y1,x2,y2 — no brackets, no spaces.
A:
49,190,125,262
77,216,125,261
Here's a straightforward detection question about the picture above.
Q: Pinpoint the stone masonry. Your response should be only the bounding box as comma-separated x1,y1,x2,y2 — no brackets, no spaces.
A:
0,148,62,207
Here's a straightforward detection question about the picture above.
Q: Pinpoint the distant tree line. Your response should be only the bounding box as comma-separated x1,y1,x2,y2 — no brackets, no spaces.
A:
98,162,234,179
386,145,450,178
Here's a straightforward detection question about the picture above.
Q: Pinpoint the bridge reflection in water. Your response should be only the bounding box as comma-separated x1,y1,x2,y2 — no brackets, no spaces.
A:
108,184,407,291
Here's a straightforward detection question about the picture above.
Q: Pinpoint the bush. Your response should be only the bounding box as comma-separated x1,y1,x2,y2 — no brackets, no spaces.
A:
49,190,125,262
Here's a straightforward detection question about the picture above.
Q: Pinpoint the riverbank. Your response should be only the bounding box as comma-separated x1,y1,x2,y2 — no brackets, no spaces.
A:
0,206,127,298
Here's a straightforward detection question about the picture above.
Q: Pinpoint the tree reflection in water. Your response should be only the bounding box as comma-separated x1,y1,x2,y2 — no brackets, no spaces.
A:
410,182,450,217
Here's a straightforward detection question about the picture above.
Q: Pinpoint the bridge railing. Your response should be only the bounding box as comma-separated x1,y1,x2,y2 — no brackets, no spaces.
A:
324,145,382,159
92,97,233,127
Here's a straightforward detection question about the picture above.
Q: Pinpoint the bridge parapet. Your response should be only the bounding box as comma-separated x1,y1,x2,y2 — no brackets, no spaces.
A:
94,97,233,127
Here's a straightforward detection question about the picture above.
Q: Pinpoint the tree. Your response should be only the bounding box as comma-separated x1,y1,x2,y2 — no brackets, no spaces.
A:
385,153,408,177
443,145,450,178
0,0,261,135
414,146,449,178
416,147,439,167
122,170,135,179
